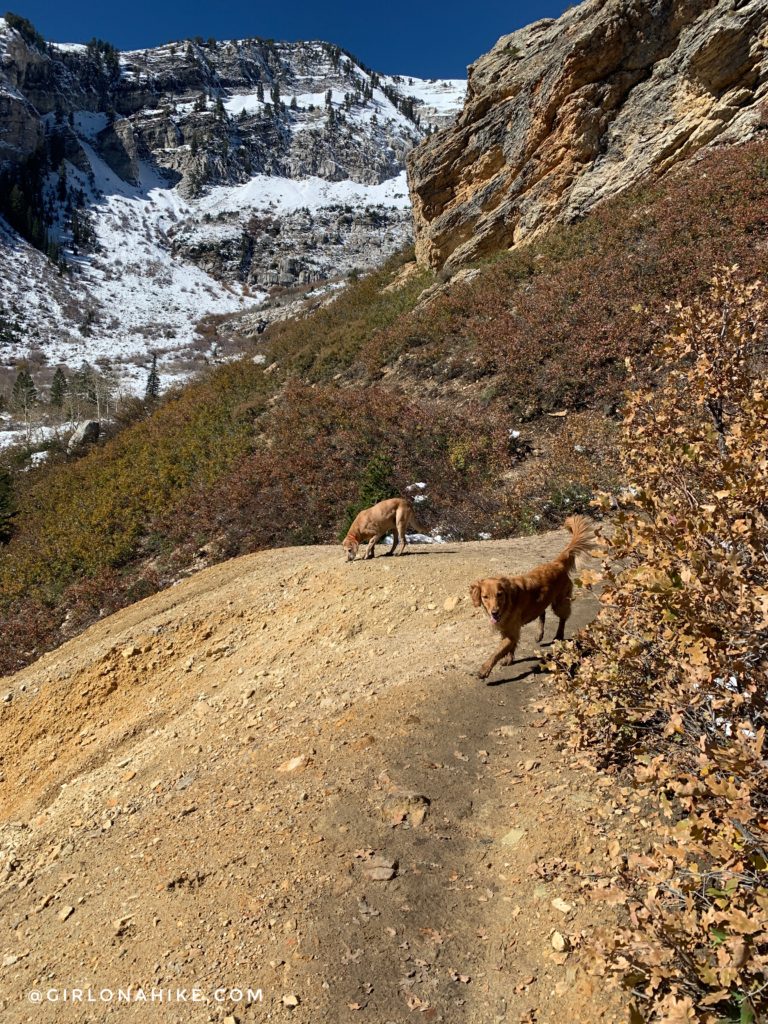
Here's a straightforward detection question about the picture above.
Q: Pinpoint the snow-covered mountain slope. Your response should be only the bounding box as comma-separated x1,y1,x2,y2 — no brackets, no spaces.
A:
0,16,465,386
383,75,467,128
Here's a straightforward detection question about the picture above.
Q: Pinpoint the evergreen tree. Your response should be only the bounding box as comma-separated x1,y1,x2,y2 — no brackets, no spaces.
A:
70,360,96,416
50,367,68,409
4,12,46,50
70,206,96,253
145,353,160,403
11,368,36,412
257,82,264,103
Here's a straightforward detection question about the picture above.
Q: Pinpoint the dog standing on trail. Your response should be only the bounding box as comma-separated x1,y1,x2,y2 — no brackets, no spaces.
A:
342,498,418,561
469,515,597,680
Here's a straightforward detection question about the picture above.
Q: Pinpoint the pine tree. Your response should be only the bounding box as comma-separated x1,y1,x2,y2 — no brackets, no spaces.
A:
50,367,68,409
70,360,96,417
145,353,160,403
11,368,36,412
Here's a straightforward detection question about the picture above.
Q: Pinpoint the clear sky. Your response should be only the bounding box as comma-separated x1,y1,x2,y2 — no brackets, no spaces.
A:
7,1,571,78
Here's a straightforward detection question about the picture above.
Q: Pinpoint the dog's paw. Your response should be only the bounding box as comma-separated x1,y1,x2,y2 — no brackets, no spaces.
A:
478,664,492,680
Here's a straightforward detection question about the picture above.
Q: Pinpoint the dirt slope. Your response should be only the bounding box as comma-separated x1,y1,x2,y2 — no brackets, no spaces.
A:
0,532,627,1023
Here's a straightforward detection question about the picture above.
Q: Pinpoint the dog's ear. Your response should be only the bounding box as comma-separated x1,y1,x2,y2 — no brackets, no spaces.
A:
469,581,482,607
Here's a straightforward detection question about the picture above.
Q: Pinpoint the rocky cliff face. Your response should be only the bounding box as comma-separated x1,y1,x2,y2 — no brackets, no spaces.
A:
0,18,464,386
0,30,439,190
408,0,768,270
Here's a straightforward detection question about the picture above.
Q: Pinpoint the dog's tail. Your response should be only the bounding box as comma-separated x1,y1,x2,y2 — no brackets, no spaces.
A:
558,515,597,571
406,503,427,536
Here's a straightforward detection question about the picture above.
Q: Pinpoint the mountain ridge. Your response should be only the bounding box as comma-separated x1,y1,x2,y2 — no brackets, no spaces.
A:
0,15,464,392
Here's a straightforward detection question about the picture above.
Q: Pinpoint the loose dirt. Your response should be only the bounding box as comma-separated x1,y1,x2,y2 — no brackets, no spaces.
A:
0,532,627,1022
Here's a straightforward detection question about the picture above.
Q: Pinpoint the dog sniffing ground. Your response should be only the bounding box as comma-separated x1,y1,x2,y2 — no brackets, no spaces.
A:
0,532,628,1023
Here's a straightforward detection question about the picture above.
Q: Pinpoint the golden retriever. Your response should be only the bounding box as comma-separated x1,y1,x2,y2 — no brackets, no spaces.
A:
342,497,417,561
469,515,597,680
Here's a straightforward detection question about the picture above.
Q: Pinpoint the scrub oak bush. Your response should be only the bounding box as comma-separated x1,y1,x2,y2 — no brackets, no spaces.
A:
553,271,768,1022
0,360,269,669
266,248,433,379
160,382,512,559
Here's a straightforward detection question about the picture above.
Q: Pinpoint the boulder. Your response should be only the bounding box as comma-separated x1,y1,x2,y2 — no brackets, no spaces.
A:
67,420,100,453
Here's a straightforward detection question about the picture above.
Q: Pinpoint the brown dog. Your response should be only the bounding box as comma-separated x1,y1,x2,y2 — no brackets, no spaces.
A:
342,497,417,561
469,515,597,680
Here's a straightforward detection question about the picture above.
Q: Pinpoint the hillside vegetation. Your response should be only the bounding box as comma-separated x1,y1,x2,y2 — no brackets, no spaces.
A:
554,272,768,1022
2,139,768,673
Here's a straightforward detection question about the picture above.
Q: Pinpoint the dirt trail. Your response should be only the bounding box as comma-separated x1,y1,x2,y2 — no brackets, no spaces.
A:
0,533,626,1023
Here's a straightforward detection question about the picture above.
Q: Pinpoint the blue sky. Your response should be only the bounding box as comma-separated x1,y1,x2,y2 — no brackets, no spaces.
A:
9,1,571,78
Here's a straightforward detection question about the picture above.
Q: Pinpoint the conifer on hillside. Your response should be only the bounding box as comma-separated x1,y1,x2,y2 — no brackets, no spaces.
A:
145,353,161,403
11,368,36,412
50,367,68,409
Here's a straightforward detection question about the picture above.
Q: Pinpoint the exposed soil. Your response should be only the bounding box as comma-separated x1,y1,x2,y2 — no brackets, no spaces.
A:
0,532,628,1022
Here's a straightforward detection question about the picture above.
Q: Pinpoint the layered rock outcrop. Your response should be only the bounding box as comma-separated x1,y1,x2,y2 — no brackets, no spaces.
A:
0,25,462,193
408,0,768,270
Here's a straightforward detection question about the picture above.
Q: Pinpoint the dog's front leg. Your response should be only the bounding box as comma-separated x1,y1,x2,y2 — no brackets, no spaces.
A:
365,537,377,559
478,637,517,680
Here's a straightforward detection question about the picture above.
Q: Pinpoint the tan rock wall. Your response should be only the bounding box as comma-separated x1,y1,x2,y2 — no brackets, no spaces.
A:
408,0,768,269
